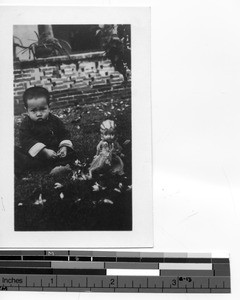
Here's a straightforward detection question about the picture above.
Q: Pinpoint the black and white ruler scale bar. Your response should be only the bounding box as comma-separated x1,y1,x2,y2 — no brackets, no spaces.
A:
0,250,230,293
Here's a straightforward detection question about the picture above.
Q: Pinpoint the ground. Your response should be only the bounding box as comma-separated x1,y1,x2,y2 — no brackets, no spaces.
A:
14,95,132,231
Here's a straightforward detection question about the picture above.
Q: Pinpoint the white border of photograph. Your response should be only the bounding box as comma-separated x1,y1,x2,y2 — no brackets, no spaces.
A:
0,6,153,248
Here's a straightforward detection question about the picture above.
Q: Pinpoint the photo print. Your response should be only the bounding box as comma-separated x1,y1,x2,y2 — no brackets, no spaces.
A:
14,24,132,231
0,6,152,248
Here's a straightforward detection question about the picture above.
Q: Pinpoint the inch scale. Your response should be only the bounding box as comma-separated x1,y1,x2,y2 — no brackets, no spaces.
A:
0,250,230,293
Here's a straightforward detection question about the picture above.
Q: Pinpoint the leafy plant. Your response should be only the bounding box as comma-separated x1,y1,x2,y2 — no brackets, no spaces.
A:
96,25,131,81
14,31,71,60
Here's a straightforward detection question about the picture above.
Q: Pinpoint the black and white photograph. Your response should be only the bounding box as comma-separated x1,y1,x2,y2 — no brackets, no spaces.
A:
0,6,152,248
14,24,132,231
3,1,240,298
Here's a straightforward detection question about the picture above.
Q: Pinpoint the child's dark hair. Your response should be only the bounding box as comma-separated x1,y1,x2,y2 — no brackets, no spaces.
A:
23,86,50,108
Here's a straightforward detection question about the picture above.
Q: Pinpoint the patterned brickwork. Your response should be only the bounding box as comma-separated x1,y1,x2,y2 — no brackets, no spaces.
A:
14,54,131,115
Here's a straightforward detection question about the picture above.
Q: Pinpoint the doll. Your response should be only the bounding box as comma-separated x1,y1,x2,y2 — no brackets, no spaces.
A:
88,119,124,178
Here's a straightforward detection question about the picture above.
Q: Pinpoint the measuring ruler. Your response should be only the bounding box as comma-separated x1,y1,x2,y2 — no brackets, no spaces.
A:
0,250,230,293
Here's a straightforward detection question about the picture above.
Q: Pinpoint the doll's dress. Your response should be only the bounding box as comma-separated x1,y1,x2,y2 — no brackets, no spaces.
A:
89,140,124,175
110,148,124,175
89,141,112,173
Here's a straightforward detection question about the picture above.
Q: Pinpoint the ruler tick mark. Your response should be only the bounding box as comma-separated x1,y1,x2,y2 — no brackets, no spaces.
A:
0,250,231,293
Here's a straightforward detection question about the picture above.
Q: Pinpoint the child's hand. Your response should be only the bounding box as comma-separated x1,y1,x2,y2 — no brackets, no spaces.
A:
57,146,67,158
42,148,57,160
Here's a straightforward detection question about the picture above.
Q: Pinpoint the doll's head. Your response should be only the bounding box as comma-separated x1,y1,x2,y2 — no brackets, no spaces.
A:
100,120,116,142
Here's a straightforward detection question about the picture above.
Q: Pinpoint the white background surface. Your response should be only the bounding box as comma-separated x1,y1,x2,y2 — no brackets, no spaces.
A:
1,0,240,299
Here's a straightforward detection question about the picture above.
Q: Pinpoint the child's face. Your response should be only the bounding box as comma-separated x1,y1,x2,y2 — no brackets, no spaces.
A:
102,133,115,142
27,97,50,122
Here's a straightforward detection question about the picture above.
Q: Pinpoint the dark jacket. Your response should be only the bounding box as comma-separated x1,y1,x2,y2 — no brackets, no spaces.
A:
19,113,72,155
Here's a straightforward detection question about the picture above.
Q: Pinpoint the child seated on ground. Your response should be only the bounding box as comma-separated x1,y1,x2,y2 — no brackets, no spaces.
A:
15,86,75,177
88,119,124,179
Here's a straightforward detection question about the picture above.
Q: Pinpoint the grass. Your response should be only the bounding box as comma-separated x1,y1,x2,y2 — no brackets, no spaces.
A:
14,96,132,231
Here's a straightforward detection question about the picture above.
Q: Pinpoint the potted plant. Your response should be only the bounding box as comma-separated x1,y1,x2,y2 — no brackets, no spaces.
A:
14,31,71,60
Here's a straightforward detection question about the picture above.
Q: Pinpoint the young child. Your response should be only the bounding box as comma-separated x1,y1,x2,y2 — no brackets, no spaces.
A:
88,119,124,178
15,86,74,176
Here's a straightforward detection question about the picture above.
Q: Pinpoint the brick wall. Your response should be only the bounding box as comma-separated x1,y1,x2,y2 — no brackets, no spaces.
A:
14,52,131,115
